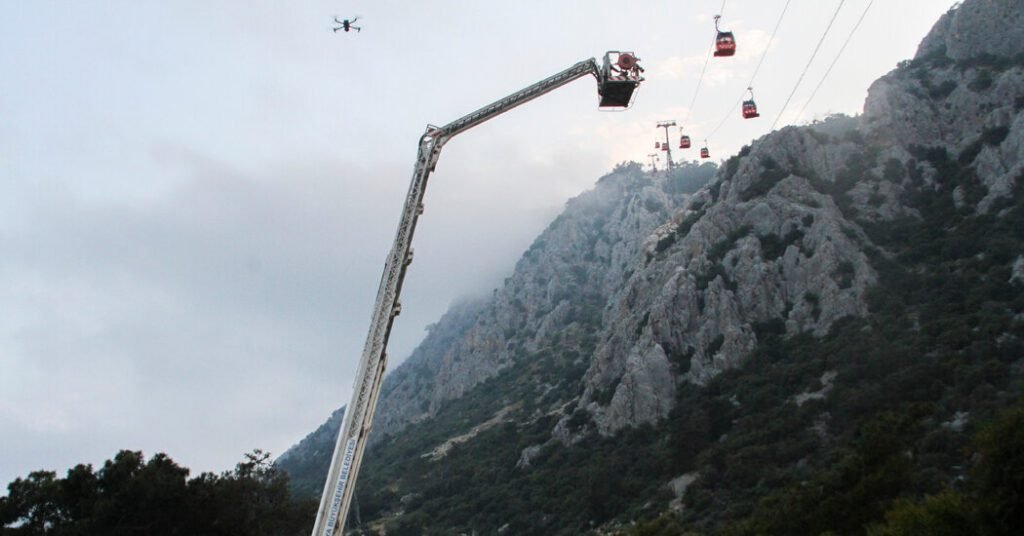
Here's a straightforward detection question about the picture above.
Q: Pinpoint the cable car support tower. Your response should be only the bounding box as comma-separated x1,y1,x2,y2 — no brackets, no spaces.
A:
656,120,676,171
312,51,644,536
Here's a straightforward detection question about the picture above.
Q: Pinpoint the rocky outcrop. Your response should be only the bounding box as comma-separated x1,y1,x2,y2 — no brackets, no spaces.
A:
370,298,488,442
916,0,1024,62
862,1,1024,213
562,0,1024,435
577,129,876,434
364,163,714,443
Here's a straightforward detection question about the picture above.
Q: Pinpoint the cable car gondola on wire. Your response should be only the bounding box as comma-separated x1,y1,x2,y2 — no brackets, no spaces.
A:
713,15,736,57
655,141,661,149
700,140,710,159
679,127,691,149
742,87,760,119
661,142,669,152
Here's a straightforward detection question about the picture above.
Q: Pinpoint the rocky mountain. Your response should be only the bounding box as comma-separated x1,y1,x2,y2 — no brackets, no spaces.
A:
279,1,1024,533
371,162,716,441
278,158,717,496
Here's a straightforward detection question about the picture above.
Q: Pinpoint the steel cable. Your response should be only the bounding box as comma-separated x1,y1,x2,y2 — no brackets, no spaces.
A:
770,0,846,131
683,0,728,125
793,0,874,124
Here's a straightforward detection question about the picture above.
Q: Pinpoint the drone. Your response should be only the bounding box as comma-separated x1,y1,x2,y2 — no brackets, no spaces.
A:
333,16,361,33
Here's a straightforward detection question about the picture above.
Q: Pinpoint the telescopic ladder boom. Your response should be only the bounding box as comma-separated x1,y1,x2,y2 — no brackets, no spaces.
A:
312,52,643,536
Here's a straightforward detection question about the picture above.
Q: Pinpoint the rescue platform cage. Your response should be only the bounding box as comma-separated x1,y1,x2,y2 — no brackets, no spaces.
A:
598,51,643,108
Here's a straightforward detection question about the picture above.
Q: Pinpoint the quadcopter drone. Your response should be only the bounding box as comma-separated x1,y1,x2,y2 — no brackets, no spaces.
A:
333,16,361,33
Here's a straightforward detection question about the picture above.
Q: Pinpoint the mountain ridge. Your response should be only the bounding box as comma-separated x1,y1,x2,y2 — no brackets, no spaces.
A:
279,1,1024,532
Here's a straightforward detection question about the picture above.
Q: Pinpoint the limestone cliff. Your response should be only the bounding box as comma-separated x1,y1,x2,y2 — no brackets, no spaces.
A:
369,163,714,442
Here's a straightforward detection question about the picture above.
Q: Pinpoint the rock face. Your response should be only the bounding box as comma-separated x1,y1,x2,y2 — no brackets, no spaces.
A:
370,298,488,442
862,1,1024,213
281,0,1024,511
578,128,876,434
916,0,1024,62
363,162,712,443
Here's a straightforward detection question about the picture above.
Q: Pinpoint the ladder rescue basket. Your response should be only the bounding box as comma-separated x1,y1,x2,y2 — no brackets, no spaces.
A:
598,52,644,108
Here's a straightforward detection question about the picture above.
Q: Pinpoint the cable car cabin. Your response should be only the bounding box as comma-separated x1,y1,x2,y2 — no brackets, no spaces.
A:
714,32,736,57
700,147,710,159
679,135,691,149
598,52,644,108
655,141,661,149
661,144,669,152
742,100,760,119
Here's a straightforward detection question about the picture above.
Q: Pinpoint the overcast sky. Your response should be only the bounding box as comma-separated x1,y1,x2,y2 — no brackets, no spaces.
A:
1,0,956,487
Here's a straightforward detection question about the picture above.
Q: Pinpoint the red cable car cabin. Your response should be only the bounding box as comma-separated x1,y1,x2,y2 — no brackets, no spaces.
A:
700,147,710,159
661,143,669,152
655,141,661,149
742,87,760,119
742,100,760,119
714,32,736,57
713,16,735,57
679,135,691,149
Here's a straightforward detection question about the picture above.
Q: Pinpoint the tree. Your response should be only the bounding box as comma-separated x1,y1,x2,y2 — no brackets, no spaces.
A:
1,449,315,535
972,407,1024,534
0,470,65,533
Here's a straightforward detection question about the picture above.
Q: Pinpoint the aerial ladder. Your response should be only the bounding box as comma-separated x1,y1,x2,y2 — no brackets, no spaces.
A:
312,51,644,536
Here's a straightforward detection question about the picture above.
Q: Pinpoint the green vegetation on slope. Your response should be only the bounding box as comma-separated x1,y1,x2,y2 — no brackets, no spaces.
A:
627,403,1024,536
621,151,1024,534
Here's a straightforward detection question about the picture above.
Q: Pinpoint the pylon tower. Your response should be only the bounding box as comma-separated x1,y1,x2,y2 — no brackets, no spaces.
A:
656,120,677,171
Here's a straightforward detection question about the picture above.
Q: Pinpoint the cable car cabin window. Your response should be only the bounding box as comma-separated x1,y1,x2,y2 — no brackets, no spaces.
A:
714,32,736,57
742,100,760,119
